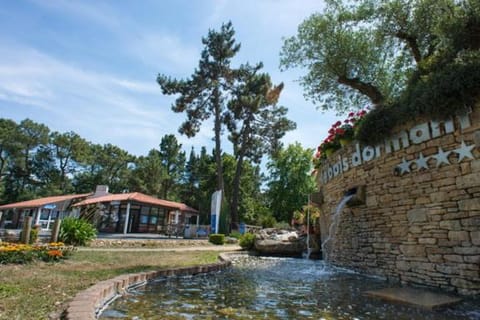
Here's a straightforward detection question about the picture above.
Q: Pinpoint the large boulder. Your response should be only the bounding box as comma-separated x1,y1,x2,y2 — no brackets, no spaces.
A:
254,228,305,257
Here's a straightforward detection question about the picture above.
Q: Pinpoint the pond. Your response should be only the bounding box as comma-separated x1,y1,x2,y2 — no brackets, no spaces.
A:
100,255,480,319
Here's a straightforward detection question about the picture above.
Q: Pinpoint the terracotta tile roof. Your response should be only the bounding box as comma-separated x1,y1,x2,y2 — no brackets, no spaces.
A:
0,193,92,210
74,192,199,213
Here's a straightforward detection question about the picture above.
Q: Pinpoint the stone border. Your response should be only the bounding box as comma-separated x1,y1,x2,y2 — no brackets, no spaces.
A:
65,253,232,320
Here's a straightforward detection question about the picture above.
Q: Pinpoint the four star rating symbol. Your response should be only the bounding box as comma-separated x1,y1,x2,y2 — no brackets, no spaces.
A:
415,152,429,170
432,147,451,167
395,140,476,175
397,157,411,175
455,140,475,162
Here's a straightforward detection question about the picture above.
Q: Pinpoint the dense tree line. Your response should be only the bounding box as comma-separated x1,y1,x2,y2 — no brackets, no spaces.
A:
0,117,316,228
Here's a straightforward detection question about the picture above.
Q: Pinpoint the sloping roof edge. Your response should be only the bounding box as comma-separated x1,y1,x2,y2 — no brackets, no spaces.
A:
0,193,92,210
73,192,199,213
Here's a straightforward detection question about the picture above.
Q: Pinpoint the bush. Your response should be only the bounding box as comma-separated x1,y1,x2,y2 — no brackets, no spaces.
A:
239,233,256,250
59,217,97,246
208,234,225,245
30,225,41,244
274,221,291,229
229,231,242,239
258,215,276,228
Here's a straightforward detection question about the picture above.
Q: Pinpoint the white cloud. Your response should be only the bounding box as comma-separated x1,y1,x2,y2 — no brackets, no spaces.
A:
0,44,177,155
112,79,160,95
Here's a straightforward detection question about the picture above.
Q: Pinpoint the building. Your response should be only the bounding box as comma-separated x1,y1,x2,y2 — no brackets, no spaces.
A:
0,186,200,236
0,193,91,230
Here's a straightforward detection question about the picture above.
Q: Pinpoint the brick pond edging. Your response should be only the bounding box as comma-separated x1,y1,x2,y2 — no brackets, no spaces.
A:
65,253,233,320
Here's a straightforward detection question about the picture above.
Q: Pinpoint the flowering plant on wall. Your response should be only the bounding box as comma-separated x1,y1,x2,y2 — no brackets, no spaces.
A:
313,108,369,166
346,109,368,132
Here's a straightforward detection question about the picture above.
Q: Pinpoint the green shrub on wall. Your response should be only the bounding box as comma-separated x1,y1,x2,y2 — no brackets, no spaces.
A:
58,217,97,246
356,52,480,145
209,234,225,245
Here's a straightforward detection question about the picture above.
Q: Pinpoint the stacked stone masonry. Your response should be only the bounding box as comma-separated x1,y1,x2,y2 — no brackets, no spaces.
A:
317,105,480,295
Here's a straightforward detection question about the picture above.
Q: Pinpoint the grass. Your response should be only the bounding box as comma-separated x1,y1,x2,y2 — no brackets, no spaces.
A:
0,250,220,320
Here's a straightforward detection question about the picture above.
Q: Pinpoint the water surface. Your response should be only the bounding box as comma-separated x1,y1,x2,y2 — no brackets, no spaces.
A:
101,255,480,319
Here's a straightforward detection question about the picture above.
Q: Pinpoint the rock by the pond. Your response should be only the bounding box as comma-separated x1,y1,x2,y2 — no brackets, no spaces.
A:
254,228,305,256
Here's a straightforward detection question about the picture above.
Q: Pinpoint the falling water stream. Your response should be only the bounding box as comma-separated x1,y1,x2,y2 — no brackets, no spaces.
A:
303,194,312,259
321,194,354,262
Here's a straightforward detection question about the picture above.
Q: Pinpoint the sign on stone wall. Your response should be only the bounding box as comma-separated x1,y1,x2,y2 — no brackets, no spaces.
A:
320,113,477,184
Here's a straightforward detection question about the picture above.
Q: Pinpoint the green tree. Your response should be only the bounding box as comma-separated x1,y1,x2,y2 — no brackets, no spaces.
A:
280,2,395,113
129,150,167,198
179,147,200,207
49,131,89,193
0,119,19,181
4,119,49,201
0,119,20,202
280,0,479,115
73,143,133,193
158,134,185,200
196,147,217,223
226,67,296,229
157,21,241,212
31,144,62,196
266,143,316,223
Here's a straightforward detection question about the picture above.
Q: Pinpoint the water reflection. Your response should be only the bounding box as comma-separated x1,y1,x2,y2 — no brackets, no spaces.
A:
101,255,480,320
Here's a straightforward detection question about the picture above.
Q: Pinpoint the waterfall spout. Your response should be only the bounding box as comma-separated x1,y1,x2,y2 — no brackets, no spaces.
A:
303,194,312,259
321,194,354,262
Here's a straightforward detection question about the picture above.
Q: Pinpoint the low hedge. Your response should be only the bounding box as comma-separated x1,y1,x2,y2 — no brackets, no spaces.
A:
208,234,225,245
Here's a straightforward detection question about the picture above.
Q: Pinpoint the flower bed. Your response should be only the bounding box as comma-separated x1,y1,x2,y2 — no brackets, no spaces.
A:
0,242,76,264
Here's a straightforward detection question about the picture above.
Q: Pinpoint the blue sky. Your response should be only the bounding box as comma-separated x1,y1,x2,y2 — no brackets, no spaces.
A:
0,0,338,157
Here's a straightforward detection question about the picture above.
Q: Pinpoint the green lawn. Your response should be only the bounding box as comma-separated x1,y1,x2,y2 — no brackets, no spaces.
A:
0,250,219,320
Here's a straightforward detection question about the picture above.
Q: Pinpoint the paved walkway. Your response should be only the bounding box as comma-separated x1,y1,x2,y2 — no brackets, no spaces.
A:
78,244,242,252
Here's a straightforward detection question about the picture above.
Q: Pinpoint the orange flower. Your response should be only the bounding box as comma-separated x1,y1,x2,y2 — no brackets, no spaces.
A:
47,249,63,258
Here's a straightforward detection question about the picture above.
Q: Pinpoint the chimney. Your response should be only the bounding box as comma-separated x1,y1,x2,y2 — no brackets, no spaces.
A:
92,185,109,198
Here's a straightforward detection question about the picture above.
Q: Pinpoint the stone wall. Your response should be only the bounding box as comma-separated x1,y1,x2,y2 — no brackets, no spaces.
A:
316,105,480,295
66,254,232,320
